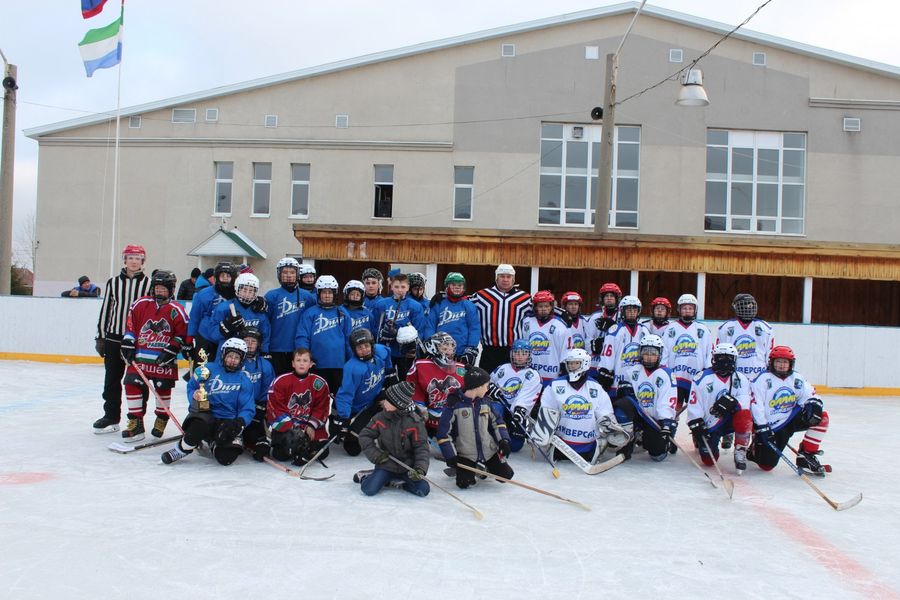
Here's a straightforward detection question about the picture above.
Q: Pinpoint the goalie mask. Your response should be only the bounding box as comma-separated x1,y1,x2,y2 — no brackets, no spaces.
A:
234,273,260,306
564,348,591,382
711,343,737,377
639,334,664,370
424,332,457,370
510,339,532,369
732,293,757,321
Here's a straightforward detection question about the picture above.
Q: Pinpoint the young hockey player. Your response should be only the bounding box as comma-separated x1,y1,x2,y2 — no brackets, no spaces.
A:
295,275,352,393
211,272,271,352
161,338,256,466
342,280,373,334
663,293,713,409
265,258,316,375
748,346,828,475
188,261,237,362
93,244,152,434
558,291,589,351
642,297,672,337
298,263,317,293
686,343,753,473
355,381,431,497
266,348,332,465
596,295,649,393
529,348,629,463
521,290,573,386
613,335,678,462
490,339,542,453
471,264,532,374
436,367,514,489
239,326,276,461
408,332,466,437
361,267,385,309
332,328,397,456
427,272,480,365
118,270,189,442
370,273,426,379
407,272,430,315
584,282,623,375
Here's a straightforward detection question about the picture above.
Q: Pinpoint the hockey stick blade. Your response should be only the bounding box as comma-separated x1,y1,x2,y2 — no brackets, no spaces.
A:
832,492,863,512
108,435,182,454
549,435,624,475
262,456,334,481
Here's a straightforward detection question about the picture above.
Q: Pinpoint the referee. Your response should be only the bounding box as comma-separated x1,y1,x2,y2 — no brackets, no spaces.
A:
471,264,532,374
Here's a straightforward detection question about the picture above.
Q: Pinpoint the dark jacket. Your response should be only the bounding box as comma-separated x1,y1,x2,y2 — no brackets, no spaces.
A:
436,391,510,463
359,409,429,476
176,278,197,301
62,283,101,297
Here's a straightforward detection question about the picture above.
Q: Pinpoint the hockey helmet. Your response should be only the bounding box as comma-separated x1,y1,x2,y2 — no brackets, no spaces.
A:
510,339,532,368
444,272,465,286
564,348,591,382
423,332,457,369
639,334,664,370
240,325,263,357
495,264,516,278
732,293,758,321
121,244,146,261
150,270,176,300
276,257,301,281
532,290,555,305
650,297,672,311
598,283,623,300
219,337,248,371
769,345,796,377
349,328,375,360
711,343,738,376
361,267,383,282
234,272,260,305
677,293,699,322
407,272,426,289
561,291,583,305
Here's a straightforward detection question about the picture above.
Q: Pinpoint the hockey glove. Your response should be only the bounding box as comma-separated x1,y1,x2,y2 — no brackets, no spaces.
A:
800,398,824,427
429,292,444,308
407,467,426,481
658,419,676,439
94,338,105,358
379,322,397,344
596,368,615,390
512,406,529,431
290,431,314,465
216,418,244,445
590,338,604,355
120,337,136,363
754,423,773,446
616,381,635,400
460,347,479,366
594,316,615,332
251,296,268,314
156,342,181,367
687,418,708,445
485,383,505,403
497,438,511,457
330,414,350,444
710,393,739,418
219,313,244,338
383,367,399,388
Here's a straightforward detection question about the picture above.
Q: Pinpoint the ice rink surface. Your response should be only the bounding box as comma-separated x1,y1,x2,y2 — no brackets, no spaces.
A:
1,361,898,600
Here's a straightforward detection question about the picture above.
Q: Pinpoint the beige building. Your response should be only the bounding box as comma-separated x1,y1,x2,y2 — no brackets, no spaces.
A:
26,3,900,325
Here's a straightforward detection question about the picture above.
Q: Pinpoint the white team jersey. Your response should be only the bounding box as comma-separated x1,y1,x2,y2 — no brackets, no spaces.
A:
598,321,649,385
663,320,713,388
564,315,589,352
622,364,678,423
539,377,614,449
750,370,817,432
641,318,672,337
585,308,620,367
490,362,542,413
716,319,774,379
687,368,752,430
521,316,573,383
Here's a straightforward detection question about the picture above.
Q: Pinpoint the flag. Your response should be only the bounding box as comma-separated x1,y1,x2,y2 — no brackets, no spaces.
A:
78,16,122,77
81,0,108,19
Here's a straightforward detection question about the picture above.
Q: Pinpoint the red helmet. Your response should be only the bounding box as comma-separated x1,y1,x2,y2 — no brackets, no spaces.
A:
532,290,555,305
121,244,146,259
651,297,672,310
560,291,583,305
598,283,622,298
769,346,795,361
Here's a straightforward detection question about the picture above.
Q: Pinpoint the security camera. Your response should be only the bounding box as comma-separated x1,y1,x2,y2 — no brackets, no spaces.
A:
2,76,17,91
590,106,603,120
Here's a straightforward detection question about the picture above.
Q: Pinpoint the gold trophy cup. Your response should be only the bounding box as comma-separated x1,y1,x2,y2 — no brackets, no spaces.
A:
193,348,211,411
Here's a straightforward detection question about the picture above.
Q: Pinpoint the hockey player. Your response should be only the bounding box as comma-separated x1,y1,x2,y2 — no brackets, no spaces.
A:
188,261,237,362
663,293,713,409
93,244,152,434
266,348,332,465
529,348,629,463
613,335,678,462
355,381,430,497
408,332,466,437
490,339,542,453
342,280,373,335
298,263,317,293
407,272,430,315
748,346,828,475
265,258,316,375
119,270,189,442
361,267,385,309
522,290,573,386
210,272,271,353
716,293,774,381
596,295,649,393
161,338,256,466
427,272,480,366
332,328,397,456
295,275,352,393
584,282,623,374
471,264,532,374
437,367,514,489
558,291,589,352
686,343,753,473
239,326,276,461
643,297,672,337
370,273,426,379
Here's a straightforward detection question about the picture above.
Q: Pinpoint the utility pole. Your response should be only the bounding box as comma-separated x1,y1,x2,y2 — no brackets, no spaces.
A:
593,52,617,236
0,49,18,295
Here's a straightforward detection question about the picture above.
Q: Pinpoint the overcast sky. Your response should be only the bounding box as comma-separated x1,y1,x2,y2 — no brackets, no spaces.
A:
2,0,898,264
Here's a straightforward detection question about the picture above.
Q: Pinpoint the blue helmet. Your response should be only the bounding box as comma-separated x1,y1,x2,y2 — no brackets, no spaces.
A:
510,339,532,368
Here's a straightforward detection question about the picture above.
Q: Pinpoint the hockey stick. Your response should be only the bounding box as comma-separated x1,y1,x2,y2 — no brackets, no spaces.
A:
765,440,862,511
502,400,560,478
549,435,625,475
108,435,182,454
700,436,735,499
261,456,334,481
643,414,720,491
786,443,832,474
296,435,339,479
387,455,484,520
131,362,185,434
454,462,590,511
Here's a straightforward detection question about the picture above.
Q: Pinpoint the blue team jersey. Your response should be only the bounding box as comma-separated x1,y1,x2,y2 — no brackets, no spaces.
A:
295,304,353,369
190,286,228,340
369,296,427,358
186,359,256,425
344,305,374,335
427,296,480,352
265,286,316,352
335,344,393,418
363,294,382,310
210,299,272,352
242,354,275,405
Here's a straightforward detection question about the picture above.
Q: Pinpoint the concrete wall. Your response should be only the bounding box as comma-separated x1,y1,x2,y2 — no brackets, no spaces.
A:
1,296,896,389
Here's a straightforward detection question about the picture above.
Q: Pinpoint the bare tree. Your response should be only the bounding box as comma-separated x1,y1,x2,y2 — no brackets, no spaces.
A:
12,209,37,271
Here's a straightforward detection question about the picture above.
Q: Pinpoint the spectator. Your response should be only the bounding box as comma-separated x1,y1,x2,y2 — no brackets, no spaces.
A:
62,276,101,298
195,268,215,293
177,267,202,300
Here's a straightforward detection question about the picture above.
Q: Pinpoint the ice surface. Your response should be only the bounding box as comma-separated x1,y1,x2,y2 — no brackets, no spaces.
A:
0,361,897,600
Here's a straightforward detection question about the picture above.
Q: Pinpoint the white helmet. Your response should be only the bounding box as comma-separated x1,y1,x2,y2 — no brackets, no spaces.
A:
219,337,248,371
343,279,365,295
276,257,301,274
495,264,516,277
315,275,339,291
298,263,316,277
677,293,698,307
712,342,738,358
397,324,419,345
619,295,642,311
234,273,260,304
639,334,664,369
564,348,591,382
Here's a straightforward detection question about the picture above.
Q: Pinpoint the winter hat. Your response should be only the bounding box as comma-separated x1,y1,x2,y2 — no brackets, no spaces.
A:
385,381,415,412
387,267,402,278
78,275,90,285
463,366,491,391
202,268,215,279
191,267,202,278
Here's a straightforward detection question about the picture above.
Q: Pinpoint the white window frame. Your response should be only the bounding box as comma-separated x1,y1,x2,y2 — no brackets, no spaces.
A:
205,108,219,122
172,108,196,123
251,162,272,218
213,161,233,217
452,166,474,221
290,163,311,219
585,46,600,60
669,48,684,63
843,117,861,132
704,129,806,236
752,52,767,66
373,165,394,220
128,115,141,129
501,43,516,57
335,114,350,129
264,114,278,128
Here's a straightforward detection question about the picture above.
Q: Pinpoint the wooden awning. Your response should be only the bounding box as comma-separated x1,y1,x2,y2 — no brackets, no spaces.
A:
293,225,900,281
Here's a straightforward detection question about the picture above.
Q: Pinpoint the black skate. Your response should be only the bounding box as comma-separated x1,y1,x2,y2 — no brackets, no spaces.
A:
93,416,119,434
797,449,826,477
161,442,193,464
151,415,168,438
721,432,734,450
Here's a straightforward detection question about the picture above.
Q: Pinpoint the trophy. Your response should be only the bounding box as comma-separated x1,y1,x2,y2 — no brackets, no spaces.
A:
193,348,211,411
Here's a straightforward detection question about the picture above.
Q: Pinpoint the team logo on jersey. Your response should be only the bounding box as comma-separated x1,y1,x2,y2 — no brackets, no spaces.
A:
361,368,385,395
276,297,301,319
426,376,461,411
637,382,656,410
673,335,698,357
138,318,171,347
656,376,665,388
288,391,312,414
351,315,368,330
529,332,551,355
385,307,411,323
572,334,586,350
501,377,522,400
621,342,640,365
313,378,324,391
589,388,598,398
525,371,534,380
794,378,803,390
706,382,714,394
755,325,763,337
733,335,756,359
207,376,242,394
555,386,566,394
437,307,465,327
312,313,341,335
243,369,261,384
562,396,590,417
667,329,676,338
769,387,797,414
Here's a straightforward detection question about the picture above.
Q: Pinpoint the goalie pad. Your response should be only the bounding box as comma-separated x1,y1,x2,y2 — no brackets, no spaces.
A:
599,416,632,449
530,407,560,447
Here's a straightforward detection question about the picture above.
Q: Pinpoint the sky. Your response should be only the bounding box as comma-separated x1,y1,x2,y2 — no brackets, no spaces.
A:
2,0,899,267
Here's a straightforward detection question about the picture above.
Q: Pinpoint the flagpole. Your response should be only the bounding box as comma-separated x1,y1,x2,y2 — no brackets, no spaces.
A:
108,0,125,278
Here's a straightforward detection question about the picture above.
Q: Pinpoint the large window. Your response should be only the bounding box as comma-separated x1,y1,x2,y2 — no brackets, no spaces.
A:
291,163,310,218
705,130,806,235
373,164,393,219
538,123,640,228
453,166,474,220
213,161,233,215
252,162,272,216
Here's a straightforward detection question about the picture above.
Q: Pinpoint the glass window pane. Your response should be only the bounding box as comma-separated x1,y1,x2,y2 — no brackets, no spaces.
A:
731,182,752,216
541,140,563,172
757,148,779,181
615,178,638,211
707,130,728,146
757,183,778,216
756,219,776,232
454,188,472,219
705,215,726,231
617,126,640,142
705,182,726,214
731,218,751,231
706,147,727,178
540,175,561,209
216,162,233,179
783,185,804,218
617,143,639,175
253,182,270,213
731,148,754,180
539,209,560,224
782,219,804,234
591,142,601,170
565,176,587,209
254,163,272,180
542,123,564,139
590,177,597,209
566,141,588,171
454,166,474,185
215,182,231,213
292,184,308,216
783,133,806,149
374,165,393,182
565,211,585,225
783,150,805,182
374,184,393,218
615,212,638,228
292,164,310,181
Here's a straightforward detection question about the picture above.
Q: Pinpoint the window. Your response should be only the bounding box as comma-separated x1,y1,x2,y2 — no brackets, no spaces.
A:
264,114,278,128
335,115,350,128
453,167,474,220
705,129,806,235
291,163,310,218
373,165,394,219
669,49,683,63
501,43,516,57
214,162,233,215
172,108,196,123
843,117,861,132
252,162,272,217
205,108,219,122
585,46,600,60
128,115,141,129
752,52,767,66
538,122,641,228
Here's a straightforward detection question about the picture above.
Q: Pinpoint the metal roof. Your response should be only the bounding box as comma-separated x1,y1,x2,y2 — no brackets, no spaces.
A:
25,1,900,138
187,227,267,259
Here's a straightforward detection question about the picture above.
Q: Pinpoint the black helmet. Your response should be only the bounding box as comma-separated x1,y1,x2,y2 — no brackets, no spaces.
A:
214,262,238,298
349,328,375,360
240,326,263,357
150,270,176,300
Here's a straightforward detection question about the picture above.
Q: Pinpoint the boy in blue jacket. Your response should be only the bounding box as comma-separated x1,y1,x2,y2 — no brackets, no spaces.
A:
210,273,271,353
239,326,276,461
265,257,316,375
188,262,237,361
427,272,480,366
370,273,426,380
342,280,373,335
295,275,352,393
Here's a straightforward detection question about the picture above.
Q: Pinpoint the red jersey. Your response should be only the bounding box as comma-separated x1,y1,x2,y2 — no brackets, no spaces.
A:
407,358,466,424
123,296,189,381
266,372,331,441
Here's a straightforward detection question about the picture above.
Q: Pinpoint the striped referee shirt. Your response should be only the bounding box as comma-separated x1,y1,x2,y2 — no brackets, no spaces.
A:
470,286,532,347
96,269,151,340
